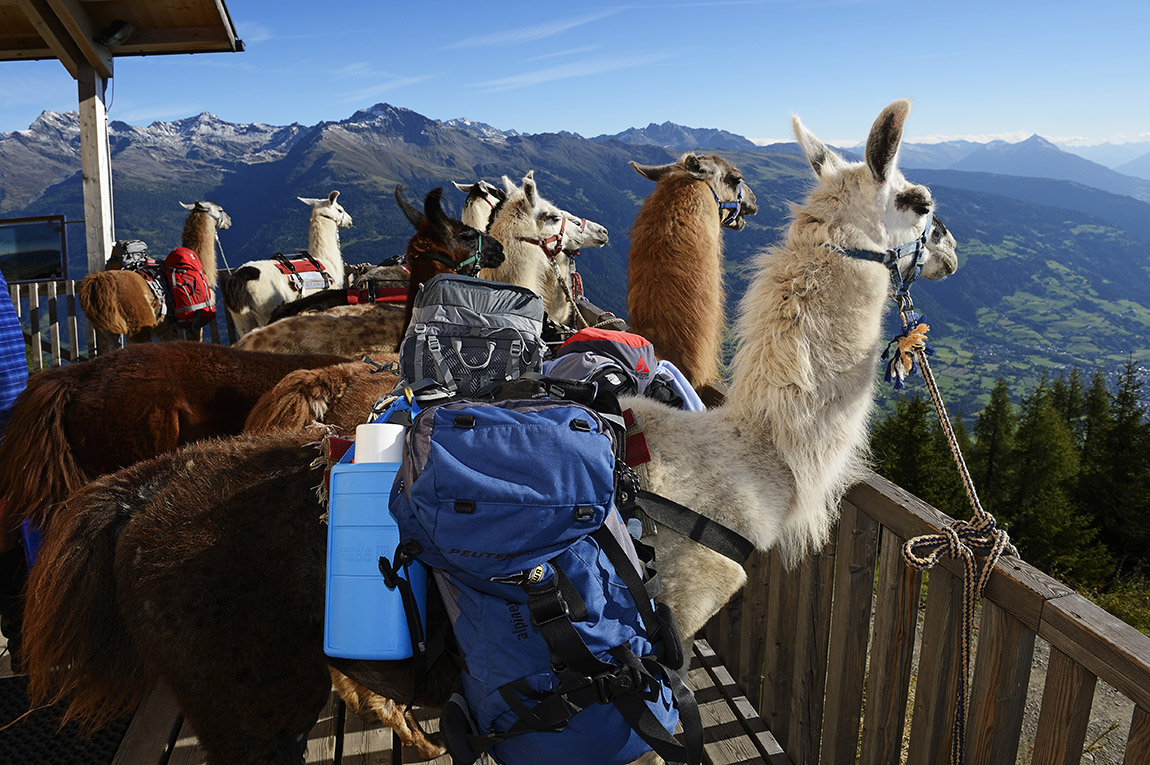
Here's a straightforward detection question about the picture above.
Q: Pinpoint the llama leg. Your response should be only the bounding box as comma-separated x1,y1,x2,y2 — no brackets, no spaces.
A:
330,668,445,759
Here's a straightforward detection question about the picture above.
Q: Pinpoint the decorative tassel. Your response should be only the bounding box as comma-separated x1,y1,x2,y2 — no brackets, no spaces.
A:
882,315,934,390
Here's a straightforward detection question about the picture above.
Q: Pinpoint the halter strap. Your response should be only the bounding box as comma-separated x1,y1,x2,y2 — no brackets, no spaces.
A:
838,215,933,298
412,232,485,277
516,214,567,260
710,183,743,227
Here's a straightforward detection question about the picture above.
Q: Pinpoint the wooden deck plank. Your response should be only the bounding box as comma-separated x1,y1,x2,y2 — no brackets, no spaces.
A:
692,639,791,765
110,682,182,765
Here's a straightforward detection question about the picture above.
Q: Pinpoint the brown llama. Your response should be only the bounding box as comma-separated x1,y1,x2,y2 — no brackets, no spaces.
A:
0,341,344,551
77,201,231,342
22,431,455,763
241,360,399,434
626,154,757,397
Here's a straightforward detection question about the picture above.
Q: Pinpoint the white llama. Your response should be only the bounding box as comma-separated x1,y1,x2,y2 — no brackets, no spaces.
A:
221,191,352,336
625,99,959,646
480,171,610,324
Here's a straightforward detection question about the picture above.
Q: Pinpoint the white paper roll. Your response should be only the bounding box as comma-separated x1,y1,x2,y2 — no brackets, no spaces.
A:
354,423,406,463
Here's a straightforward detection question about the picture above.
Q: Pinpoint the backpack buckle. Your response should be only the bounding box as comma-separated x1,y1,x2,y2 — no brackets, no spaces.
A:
528,586,569,626
592,666,645,704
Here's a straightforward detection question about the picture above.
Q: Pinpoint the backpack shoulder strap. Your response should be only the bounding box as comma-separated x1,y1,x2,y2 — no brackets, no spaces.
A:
631,490,755,565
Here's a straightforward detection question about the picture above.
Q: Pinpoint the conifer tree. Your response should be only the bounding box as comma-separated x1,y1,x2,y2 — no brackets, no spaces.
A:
870,395,970,519
970,378,1016,516
1052,367,1086,446
1006,379,1110,583
1098,360,1150,564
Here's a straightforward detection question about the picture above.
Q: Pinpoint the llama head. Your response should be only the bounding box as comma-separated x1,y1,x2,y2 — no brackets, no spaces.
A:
490,171,592,254
454,180,508,232
404,187,505,275
792,100,958,280
179,200,232,230
299,190,353,230
630,153,758,230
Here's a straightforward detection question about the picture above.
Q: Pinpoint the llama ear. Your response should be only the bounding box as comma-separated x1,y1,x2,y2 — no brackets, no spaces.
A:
522,172,537,206
328,190,340,204
483,181,508,202
298,196,321,207
179,201,195,211
395,185,425,229
425,188,449,230
865,99,910,183
501,175,518,194
453,181,474,193
682,153,704,177
792,115,843,179
630,160,676,182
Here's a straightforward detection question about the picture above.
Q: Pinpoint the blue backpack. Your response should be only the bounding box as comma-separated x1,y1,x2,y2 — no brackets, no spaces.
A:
387,396,702,765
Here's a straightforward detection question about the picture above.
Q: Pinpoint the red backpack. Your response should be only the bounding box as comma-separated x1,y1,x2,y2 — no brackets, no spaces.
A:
164,247,215,330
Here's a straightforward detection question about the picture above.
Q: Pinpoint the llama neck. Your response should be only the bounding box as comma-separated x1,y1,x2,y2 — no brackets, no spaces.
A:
182,213,218,287
308,215,345,279
483,226,551,313
722,230,892,554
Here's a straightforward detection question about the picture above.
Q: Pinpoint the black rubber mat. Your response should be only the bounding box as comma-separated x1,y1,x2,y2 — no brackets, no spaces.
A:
0,674,130,764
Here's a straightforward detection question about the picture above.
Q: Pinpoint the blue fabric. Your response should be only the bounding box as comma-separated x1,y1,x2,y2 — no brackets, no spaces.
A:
655,360,704,412
0,271,28,438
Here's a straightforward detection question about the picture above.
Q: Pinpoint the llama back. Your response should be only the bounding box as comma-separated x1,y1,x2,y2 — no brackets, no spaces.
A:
22,471,152,729
0,365,90,539
627,174,725,387
77,270,158,336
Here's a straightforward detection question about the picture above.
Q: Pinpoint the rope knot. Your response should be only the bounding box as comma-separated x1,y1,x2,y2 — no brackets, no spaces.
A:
882,314,934,389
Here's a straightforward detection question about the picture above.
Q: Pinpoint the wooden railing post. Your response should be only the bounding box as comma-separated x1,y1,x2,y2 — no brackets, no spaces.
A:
858,527,922,765
1031,647,1096,764
819,500,879,765
907,567,963,763
965,600,1035,765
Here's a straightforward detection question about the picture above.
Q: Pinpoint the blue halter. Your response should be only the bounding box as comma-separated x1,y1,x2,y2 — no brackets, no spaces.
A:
839,215,933,304
710,183,743,227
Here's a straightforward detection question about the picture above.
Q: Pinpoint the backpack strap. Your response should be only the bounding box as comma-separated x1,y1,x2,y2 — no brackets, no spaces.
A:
632,490,755,565
482,527,702,765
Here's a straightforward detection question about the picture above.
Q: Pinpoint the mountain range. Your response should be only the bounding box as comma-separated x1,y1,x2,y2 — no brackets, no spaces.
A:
1,103,1148,415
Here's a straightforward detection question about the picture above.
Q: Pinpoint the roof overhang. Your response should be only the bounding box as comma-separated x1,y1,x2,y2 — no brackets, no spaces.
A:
0,0,243,79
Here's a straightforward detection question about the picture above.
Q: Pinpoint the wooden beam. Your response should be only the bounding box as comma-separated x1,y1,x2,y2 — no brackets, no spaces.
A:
13,0,86,77
77,63,114,275
0,35,55,59
113,26,238,54
44,0,113,76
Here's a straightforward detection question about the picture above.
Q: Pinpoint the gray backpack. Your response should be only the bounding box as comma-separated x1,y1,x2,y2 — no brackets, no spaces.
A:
398,273,545,397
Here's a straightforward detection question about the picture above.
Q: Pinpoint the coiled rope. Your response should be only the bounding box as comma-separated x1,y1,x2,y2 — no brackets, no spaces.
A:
886,291,1018,765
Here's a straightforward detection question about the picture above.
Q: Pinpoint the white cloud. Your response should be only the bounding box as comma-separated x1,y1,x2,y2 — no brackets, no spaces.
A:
337,75,438,104
444,9,621,50
527,44,605,63
475,52,673,92
236,21,274,44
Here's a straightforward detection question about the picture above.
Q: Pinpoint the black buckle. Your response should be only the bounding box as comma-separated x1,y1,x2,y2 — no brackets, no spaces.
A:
592,667,644,704
529,588,569,626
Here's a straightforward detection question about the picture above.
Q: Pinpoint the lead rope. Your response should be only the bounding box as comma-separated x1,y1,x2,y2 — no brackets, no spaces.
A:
886,281,1018,765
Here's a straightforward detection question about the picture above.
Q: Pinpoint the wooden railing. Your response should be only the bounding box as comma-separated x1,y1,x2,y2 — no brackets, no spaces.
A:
8,279,237,369
704,473,1150,764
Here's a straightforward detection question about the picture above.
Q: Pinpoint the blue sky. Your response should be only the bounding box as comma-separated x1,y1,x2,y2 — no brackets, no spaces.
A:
1,0,1147,146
